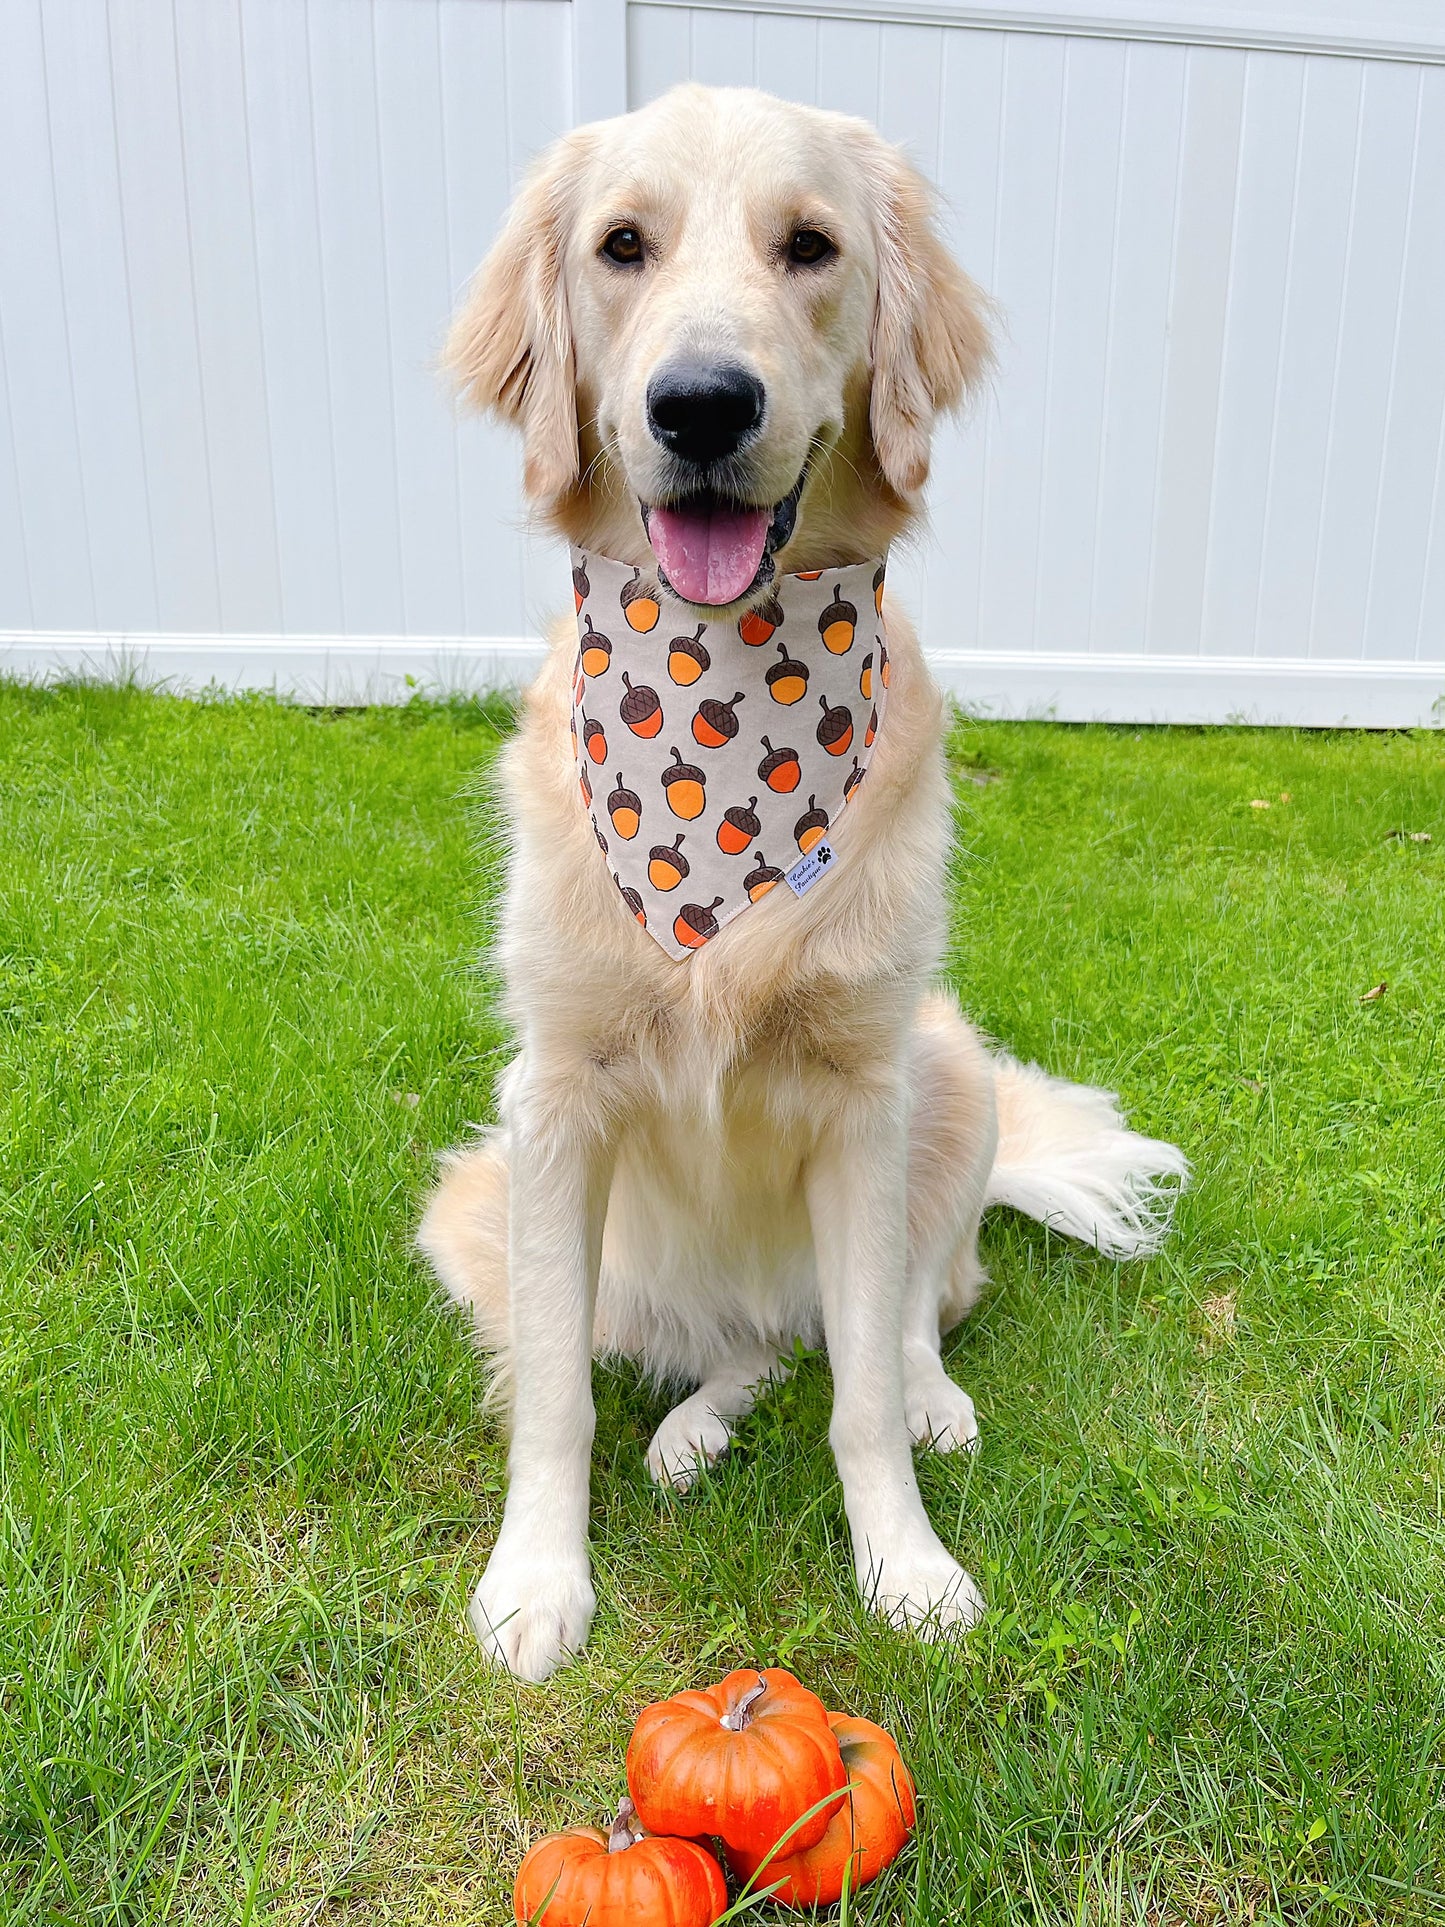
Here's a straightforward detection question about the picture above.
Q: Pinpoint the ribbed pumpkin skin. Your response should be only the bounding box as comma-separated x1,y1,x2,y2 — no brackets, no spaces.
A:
627,1668,846,1858
513,1825,727,1926
727,1713,916,1907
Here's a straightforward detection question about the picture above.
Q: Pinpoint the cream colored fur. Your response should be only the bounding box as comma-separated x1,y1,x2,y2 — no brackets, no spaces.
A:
420,85,1187,1683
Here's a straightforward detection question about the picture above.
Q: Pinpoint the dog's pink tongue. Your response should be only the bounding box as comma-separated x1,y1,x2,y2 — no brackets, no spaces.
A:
648,501,770,605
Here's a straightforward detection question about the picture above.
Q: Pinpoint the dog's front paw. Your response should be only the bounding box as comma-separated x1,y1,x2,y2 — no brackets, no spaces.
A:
904,1369,979,1453
646,1396,733,1491
467,1541,595,1683
858,1533,985,1638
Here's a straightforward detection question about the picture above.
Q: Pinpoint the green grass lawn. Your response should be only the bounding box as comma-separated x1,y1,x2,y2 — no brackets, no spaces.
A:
1,681,1442,1925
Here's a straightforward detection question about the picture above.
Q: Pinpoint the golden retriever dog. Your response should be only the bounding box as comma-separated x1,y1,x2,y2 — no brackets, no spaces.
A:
418,84,1187,1683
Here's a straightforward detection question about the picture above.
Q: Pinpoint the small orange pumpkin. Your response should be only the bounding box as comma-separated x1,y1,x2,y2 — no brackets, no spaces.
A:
514,1799,726,1927
727,1712,915,1908
627,1668,845,1861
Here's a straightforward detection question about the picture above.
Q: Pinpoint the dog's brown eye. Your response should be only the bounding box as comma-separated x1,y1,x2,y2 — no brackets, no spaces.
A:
601,227,644,266
787,228,835,267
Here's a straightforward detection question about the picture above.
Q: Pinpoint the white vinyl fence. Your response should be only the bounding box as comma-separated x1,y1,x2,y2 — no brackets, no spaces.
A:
2,0,1443,724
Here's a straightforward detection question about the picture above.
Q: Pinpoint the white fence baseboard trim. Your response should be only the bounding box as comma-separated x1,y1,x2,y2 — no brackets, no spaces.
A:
4,634,1441,727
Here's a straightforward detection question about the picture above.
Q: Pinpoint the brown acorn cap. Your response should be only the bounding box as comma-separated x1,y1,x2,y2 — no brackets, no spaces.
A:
699,691,745,728
795,794,828,836
608,773,641,812
724,796,761,829
662,746,704,785
649,832,689,873
582,612,609,647
817,695,851,745
819,585,857,628
844,756,864,798
744,852,783,888
872,564,885,592
619,565,645,603
679,895,725,937
757,735,799,775
619,671,660,722
573,559,590,595
767,641,807,683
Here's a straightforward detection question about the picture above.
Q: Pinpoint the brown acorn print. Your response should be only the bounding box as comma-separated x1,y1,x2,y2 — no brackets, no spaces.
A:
620,566,660,632
766,639,809,706
865,704,879,748
817,694,853,757
607,773,642,839
616,876,646,927
716,796,761,856
738,593,783,647
572,557,590,613
873,563,885,617
579,763,592,808
880,641,891,688
794,795,829,854
619,671,663,739
758,735,801,794
668,623,710,686
843,756,865,802
858,650,874,701
744,852,784,901
819,585,857,654
674,895,724,949
594,821,608,855
582,710,607,764
662,746,706,820
580,613,611,678
648,833,690,891
692,690,745,749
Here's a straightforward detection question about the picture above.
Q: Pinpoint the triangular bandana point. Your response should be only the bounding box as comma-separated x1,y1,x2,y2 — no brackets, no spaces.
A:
571,547,891,961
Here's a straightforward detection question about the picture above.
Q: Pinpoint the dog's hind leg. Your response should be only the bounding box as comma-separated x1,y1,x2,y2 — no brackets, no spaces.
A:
646,1340,789,1491
900,995,998,1452
416,1133,513,1399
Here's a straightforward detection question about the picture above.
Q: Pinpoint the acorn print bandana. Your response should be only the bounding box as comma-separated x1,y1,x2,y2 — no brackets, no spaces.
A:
570,547,892,961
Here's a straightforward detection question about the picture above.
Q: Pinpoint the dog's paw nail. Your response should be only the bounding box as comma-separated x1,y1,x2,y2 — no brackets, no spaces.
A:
467,1557,595,1683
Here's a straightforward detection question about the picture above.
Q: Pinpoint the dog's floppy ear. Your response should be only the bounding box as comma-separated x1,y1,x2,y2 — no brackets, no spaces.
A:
861,137,992,498
445,133,588,502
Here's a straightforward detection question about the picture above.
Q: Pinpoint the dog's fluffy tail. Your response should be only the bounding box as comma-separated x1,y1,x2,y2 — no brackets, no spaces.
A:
985,1055,1189,1259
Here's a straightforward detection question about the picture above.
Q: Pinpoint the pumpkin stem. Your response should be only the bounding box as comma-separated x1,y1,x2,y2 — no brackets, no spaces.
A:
608,1797,643,1854
720,1673,768,1731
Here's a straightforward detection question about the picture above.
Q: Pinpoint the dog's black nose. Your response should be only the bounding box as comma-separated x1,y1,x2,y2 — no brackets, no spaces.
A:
647,360,765,466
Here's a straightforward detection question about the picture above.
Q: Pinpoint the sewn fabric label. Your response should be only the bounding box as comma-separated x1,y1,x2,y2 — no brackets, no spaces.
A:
570,547,891,961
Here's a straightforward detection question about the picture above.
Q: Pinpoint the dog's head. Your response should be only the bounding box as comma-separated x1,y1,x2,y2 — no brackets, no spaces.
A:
447,85,991,612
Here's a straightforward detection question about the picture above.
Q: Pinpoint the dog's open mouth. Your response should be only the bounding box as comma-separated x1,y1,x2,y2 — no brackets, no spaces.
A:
640,468,807,608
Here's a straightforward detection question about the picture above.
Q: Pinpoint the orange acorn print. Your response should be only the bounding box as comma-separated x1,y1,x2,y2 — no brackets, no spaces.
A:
794,795,829,853
619,671,663,738
569,711,578,755
744,852,784,901
844,756,865,802
648,833,689,891
817,694,853,757
692,690,744,749
880,641,891,688
796,570,822,581
865,704,878,748
607,773,642,839
616,876,646,927
716,797,761,855
674,896,724,949
620,566,660,632
738,593,783,647
582,710,607,764
580,613,611,678
819,584,857,654
873,562,885,616
572,557,590,612
662,746,707,820
668,623,710,686
579,763,592,808
758,736,801,793
858,650,874,701
766,640,809,706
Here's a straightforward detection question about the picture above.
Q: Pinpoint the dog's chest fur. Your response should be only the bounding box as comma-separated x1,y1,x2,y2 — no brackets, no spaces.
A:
492,606,954,1144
